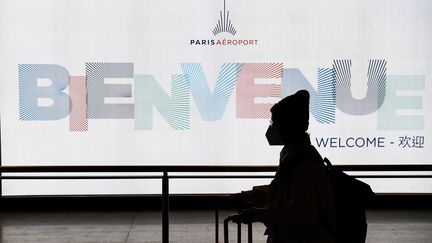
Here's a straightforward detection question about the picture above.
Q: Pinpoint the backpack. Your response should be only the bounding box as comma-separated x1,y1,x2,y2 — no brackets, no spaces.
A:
323,157,375,243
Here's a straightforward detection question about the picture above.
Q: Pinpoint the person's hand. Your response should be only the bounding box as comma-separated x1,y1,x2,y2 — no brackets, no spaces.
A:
227,208,268,224
228,191,254,208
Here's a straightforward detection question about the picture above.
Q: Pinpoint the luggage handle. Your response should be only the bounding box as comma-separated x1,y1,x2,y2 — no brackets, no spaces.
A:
224,216,253,243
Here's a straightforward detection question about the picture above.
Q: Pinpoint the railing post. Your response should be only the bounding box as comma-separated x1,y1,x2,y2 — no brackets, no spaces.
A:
215,208,219,243
162,171,169,243
237,222,241,243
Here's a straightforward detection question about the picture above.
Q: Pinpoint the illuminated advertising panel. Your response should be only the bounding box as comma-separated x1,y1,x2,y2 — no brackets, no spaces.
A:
1,0,431,194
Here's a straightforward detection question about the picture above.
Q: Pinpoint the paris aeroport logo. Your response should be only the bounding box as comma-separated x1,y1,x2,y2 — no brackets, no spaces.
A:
189,0,259,46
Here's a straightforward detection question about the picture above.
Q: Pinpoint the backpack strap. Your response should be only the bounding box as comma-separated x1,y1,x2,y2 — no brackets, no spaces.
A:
323,157,332,167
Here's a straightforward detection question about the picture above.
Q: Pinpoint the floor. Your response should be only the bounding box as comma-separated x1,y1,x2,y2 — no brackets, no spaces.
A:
0,209,431,242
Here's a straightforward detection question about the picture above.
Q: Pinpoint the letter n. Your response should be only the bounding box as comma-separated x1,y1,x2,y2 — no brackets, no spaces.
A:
134,74,190,130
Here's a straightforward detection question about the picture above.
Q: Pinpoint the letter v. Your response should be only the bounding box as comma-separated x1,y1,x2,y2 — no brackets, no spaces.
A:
181,63,242,121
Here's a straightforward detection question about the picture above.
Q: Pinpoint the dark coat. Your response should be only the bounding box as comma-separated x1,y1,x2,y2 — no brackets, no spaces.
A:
250,139,337,243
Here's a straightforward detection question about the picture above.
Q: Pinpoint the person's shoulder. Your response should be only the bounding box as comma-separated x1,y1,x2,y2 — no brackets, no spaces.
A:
295,155,326,178
293,160,320,177
297,159,322,171
299,145,323,165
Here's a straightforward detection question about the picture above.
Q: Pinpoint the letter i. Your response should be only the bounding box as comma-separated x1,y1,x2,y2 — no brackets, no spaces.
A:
69,76,88,131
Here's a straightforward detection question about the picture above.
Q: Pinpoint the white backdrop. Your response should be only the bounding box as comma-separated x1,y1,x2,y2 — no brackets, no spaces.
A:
1,0,431,195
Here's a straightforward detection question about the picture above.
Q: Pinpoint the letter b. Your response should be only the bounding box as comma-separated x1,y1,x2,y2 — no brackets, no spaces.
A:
19,64,70,120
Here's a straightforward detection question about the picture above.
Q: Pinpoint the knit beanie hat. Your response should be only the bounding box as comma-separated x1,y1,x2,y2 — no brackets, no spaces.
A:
270,90,310,133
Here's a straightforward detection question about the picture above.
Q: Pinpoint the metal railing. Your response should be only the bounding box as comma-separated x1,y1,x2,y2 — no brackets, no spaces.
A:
1,164,432,243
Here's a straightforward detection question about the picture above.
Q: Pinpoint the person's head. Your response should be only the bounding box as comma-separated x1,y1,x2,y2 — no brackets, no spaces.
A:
266,90,310,145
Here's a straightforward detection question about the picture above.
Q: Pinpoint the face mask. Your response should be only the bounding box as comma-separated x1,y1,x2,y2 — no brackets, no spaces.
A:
265,125,284,145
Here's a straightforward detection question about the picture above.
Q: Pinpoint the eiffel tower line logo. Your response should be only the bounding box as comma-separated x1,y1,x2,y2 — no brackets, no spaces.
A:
213,0,237,36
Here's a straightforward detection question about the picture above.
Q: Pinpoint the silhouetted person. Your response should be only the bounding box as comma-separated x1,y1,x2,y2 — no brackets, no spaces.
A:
229,90,337,243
